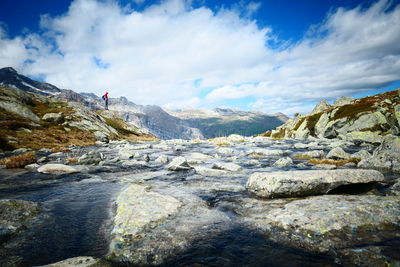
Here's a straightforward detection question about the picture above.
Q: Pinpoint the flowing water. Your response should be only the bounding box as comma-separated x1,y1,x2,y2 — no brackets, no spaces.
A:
0,139,398,266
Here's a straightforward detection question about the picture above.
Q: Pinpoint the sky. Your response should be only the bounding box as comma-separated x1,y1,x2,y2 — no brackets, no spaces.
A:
0,0,399,116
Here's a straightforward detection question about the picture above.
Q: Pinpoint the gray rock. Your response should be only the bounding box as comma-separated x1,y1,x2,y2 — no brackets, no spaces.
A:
243,195,400,253
121,160,149,168
344,131,383,144
0,199,41,242
334,96,355,107
296,150,325,159
351,149,371,160
24,163,40,171
155,155,169,164
42,112,64,123
395,104,400,126
0,100,40,122
78,151,103,165
194,166,228,176
273,157,293,167
314,113,330,137
387,181,400,196
12,148,29,154
38,256,110,267
110,184,182,260
248,148,285,157
216,147,235,155
166,157,191,171
246,169,384,198
326,147,350,160
212,162,242,172
37,164,78,174
93,131,109,143
313,164,337,170
227,134,246,142
311,100,331,114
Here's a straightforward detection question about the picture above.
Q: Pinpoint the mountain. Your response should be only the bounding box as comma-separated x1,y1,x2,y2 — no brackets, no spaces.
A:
0,67,288,139
263,90,400,144
167,108,288,138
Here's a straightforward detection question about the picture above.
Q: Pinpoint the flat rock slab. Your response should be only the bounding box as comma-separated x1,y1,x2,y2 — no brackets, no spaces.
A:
246,169,384,198
39,256,110,267
244,195,400,253
110,184,182,258
37,164,78,174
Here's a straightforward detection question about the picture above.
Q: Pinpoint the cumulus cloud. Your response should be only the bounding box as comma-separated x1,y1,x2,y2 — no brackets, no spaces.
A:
0,0,399,115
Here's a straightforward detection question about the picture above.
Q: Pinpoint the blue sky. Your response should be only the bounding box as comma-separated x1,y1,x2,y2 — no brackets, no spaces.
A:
1,0,399,115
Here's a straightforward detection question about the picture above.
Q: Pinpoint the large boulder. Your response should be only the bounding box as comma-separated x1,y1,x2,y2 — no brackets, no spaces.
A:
166,157,191,171
37,164,78,174
343,131,383,144
273,157,293,167
194,166,228,176
326,147,350,160
212,162,242,172
246,169,384,198
243,195,400,253
109,184,182,261
42,112,64,123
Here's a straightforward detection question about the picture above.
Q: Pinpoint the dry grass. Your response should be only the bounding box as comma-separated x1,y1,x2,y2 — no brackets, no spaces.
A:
251,153,264,159
51,147,70,153
0,152,36,168
67,157,78,163
214,141,230,146
307,158,360,166
259,131,272,137
294,154,313,159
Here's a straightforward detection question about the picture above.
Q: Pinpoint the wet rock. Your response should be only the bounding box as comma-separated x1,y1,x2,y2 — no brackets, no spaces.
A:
351,149,371,160
12,148,30,155
273,157,293,167
121,160,149,168
387,181,400,196
24,163,40,171
248,148,284,157
166,157,191,171
326,147,350,160
246,169,384,198
216,147,235,155
151,143,170,150
194,166,228,176
109,184,182,260
39,256,111,267
155,155,169,164
186,152,213,164
212,162,242,172
337,246,400,267
78,151,103,165
298,150,325,159
313,164,337,170
37,163,79,174
42,112,64,123
0,199,41,243
243,195,400,253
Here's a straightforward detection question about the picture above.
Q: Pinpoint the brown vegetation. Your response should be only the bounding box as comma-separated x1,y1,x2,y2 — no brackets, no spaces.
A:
307,158,360,166
0,151,36,168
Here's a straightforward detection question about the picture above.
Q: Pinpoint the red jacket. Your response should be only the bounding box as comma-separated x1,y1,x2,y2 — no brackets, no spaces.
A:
103,92,108,100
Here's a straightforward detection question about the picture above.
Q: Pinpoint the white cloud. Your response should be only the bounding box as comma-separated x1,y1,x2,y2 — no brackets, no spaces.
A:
0,0,399,116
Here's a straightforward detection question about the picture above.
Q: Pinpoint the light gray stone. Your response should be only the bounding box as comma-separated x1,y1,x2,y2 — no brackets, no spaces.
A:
0,100,40,122
37,164,78,174
194,166,228,176
311,100,331,114
246,169,384,198
212,162,242,172
243,195,400,253
248,148,285,157
155,155,169,164
351,150,371,160
313,164,337,170
166,157,191,171
334,96,355,107
42,112,64,123
326,147,350,160
216,147,235,155
273,157,293,167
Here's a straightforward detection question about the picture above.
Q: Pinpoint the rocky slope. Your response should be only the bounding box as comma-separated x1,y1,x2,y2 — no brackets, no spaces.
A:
264,89,400,144
167,108,288,138
0,85,155,151
0,67,287,139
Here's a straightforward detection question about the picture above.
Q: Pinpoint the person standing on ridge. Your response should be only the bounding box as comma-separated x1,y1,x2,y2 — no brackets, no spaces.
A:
102,91,109,110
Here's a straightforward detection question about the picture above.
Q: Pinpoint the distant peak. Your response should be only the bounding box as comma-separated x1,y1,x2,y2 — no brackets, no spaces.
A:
0,67,18,73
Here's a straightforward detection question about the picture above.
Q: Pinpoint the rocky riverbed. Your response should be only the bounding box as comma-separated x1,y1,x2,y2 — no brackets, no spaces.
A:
0,135,399,266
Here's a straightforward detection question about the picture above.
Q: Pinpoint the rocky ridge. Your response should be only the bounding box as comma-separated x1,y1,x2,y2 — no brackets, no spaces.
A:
0,67,287,140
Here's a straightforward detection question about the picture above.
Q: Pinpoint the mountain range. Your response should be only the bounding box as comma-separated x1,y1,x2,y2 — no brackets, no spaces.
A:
0,67,288,139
